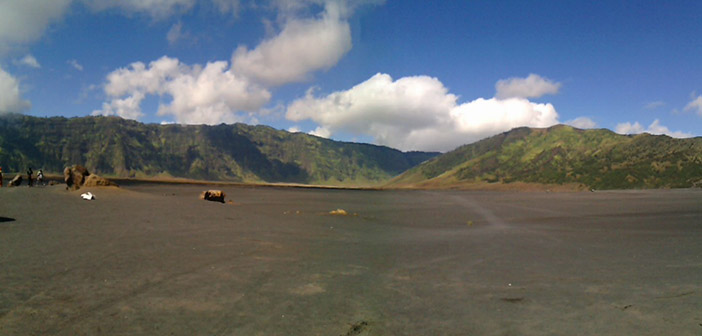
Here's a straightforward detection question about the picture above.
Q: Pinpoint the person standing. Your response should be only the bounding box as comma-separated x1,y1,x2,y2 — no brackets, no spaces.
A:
27,167,33,187
37,169,44,186
0,166,3,187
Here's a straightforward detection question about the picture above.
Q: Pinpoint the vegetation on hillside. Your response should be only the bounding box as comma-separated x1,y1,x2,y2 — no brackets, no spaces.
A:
388,125,702,190
0,114,438,185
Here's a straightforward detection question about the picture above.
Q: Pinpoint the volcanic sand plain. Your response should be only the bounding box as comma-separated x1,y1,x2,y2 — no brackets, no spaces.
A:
1,183,701,335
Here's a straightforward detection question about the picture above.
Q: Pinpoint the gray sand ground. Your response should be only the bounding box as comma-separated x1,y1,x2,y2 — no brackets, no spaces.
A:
1,183,701,335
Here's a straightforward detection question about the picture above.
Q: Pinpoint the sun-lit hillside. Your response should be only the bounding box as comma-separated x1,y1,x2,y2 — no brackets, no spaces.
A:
388,125,702,190
0,114,437,186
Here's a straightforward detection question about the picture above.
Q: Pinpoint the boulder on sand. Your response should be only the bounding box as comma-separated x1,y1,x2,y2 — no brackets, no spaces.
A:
64,165,90,190
9,174,22,187
200,190,226,203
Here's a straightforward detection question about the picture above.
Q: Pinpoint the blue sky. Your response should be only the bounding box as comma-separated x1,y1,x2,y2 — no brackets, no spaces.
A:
1,0,701,151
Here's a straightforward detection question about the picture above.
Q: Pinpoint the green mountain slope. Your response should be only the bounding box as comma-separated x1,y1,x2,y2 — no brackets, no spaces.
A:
388,125,702,190
0,114,438,185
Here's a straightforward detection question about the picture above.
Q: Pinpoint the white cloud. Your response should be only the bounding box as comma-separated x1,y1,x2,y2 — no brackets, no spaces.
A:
614,121,645,135
93,0,377,125
287,73,560,151
158,60,271,124
615,119,692,138
93,91,145,120
566,116,597,129
211,0,240,16
684,95,702,116
0,0,202,55
231,1,351,86
269,0,384,18
94,56,271,124
166,22,192,45
309,126,331,138
0,0,329,54
645,119,693,138
288,125,301,133
644,101,665,110
68,59,83,71
0,0,217,54
495,73,561,100
0,66,31,113
15,54,41,68
103,56,181,97
0,0,72,54
81,0,196,19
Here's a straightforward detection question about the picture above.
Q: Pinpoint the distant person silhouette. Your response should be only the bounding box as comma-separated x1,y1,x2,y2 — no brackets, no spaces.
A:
37,169,44,186
27,167,33,187
0,166,3,187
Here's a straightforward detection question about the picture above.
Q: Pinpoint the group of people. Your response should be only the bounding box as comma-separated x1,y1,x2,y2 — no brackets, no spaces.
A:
27,167,46,187
0,167,44,187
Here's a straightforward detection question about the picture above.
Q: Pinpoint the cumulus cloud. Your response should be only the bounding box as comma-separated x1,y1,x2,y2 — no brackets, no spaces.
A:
495,73,561,100
566,117,597,129
94,0,364,124
614,121,644,135
15,54,41,68
231,1,352,86
0,66,31,113
95,91,145,120
684,95,702,116
158,60,271,124
615,119,692,138
0,0,72,54
287,73,560,151
93,0,372,123
93,56,271,124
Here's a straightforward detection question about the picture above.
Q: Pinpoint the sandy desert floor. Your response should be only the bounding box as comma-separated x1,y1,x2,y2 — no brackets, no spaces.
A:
1,183,701,335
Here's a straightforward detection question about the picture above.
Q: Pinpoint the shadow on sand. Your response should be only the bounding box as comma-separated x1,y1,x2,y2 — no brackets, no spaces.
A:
0,217,16,223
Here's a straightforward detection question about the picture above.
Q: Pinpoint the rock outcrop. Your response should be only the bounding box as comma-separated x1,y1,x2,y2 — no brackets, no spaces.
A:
64,165,116,190
9,174,22,187
83,174,116,187
64,165,90,190
200,190,225,203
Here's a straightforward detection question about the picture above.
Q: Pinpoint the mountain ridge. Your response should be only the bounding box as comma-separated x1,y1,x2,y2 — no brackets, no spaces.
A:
0,114,438,186
387,124,702,190
3,114,701,189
